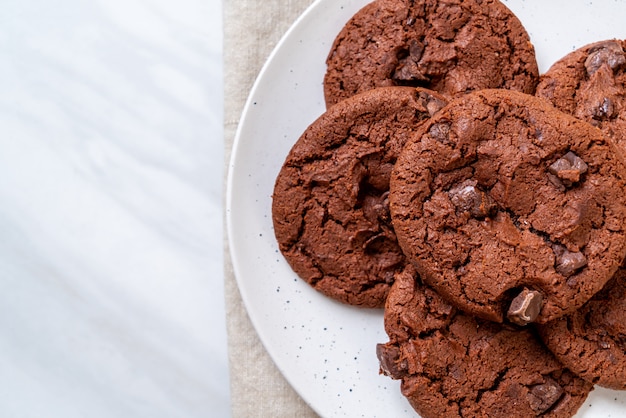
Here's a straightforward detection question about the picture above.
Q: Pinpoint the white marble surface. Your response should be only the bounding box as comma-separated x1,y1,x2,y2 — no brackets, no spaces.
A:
0,0,229,417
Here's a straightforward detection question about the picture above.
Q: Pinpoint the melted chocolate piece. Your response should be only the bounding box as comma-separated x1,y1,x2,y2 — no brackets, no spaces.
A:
393,40,428,82
554,245,588,277
376,343,407,379
527,377,565,413
548,151,588,186
584,41,626,76
449,180,497,219
429,121,451,143
507,288,543,326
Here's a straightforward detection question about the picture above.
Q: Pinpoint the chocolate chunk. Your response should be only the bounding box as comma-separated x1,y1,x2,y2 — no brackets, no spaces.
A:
376,343,407,379
429,122,451,143
527,377,564,413
419,92,447,116
585,41,626,76
449,180,497,218
408,39,425,62
548,151,588,185
593,97,617,120
507,288,543,326
554,245,588,277
394,60,428,82
393,40,428,82
362,191,390,223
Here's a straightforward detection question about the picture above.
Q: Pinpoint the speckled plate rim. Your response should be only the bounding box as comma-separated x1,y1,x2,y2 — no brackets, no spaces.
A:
226,0,626,416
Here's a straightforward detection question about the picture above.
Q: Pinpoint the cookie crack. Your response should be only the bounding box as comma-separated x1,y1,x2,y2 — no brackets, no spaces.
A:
505,208,553,246
502,207,584,260
475,369,508,404
284,204,312,249
293,240,325,286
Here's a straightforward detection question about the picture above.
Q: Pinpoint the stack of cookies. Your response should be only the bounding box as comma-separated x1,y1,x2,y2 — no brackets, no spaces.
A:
271,0,626,416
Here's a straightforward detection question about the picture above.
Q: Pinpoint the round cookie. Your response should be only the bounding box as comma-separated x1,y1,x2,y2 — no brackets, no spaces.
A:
536,39,626,156
390,89,626,324
376,265,593,418
537,265,626,390
272,87,447,308
323,0,539,107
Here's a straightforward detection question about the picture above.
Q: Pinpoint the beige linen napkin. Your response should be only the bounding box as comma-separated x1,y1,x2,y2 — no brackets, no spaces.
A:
223,0,318,416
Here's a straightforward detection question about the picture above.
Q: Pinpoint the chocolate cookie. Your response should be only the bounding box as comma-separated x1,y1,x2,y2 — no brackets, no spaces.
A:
390,89,626,324
323,0,539,107
376,265,593,418
272,87,447,308
536,39,626,155
537,265,626,390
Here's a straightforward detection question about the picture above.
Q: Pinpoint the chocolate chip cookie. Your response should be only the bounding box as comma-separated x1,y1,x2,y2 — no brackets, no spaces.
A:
376,265,593,418
272,87,447,308
537,264,626,390
536,39,626,155
324,0,539,107
390,89,626,323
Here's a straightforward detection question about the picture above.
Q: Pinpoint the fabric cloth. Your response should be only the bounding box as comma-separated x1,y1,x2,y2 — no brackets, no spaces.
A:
223,0,318,416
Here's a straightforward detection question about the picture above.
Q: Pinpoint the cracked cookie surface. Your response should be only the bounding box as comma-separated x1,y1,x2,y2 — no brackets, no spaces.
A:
537,264,626,390
272,87,447,308
390,89,626,323
377,265,592,418
536,39,626,156
323,0,539,108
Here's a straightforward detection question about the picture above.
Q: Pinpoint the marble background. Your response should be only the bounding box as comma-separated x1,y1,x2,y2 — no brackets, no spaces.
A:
0,0,229,417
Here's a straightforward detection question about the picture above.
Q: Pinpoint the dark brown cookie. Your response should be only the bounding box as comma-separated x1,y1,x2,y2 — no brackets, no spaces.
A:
390,89,626,324
537,265,626,390
536,39,626,156
323,0,539,107
377,265,593,418
272,87,447,308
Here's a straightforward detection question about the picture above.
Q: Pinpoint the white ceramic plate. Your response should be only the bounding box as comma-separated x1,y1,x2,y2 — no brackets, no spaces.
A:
227,1,626,416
